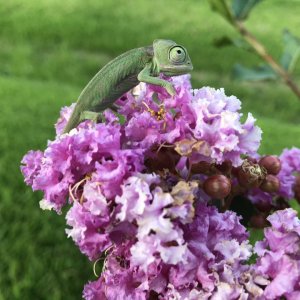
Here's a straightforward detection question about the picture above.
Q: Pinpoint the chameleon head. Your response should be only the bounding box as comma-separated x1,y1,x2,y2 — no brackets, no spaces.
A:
153,39,193,76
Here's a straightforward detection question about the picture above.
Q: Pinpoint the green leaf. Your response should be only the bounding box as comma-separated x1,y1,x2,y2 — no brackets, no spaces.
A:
213,36,252,51
289,199,300,217
232,0,263,20
280,29,300,73
233,64,277,81
208,0,235,24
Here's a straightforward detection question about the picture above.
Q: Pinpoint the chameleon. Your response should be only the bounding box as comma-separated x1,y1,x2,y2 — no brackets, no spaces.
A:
63,39,193,133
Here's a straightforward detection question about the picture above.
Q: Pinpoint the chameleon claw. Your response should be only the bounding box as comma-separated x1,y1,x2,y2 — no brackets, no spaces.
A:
165,83,176,97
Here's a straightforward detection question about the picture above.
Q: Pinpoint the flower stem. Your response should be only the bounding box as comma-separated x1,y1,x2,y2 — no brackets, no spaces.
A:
234,20,300,100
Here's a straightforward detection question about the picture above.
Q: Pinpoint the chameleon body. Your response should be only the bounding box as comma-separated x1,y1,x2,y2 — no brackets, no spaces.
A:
63,39,193,133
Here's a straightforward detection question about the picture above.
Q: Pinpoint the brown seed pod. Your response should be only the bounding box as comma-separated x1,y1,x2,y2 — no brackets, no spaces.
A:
294,175,300,203
275,197,290,210
260,174,280,193
145,147,180,173
255,201,273,213
215,160,232,175
249,214,268,228
203,175,231,199
259,155,281,175
191,161,212,175
237,160,267,188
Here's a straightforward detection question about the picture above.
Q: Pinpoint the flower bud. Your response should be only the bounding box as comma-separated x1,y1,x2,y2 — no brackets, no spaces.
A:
275,197,289,210
237,160,266,188
260,175,280,193
259,155,281,175
249,214,268,228
145,148,180,173
255,201,272,213
203,175,231,199
215,160,232,175
294,175,300,203
191,161,212,175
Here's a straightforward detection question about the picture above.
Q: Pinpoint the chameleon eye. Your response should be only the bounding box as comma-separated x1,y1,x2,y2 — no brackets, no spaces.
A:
169,46,186,64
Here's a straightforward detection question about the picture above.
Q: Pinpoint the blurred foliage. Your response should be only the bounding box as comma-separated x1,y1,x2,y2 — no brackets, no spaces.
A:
0,0,300,299
209,0,300,91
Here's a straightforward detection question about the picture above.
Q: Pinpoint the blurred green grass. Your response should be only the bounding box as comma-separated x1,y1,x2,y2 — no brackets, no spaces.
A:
1,0,300,299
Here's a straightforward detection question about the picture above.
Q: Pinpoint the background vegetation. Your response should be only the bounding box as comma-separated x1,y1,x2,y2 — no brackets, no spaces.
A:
1,0,299,299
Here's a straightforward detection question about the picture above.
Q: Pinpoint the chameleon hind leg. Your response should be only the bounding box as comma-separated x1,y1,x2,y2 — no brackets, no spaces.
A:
79,111,103,123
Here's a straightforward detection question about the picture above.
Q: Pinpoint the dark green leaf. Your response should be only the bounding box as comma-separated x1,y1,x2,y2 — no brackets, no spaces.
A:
232,64,277,81
232,0,263,20
289,199,300,218
213,36,233,47
208,0,235,24
280,29,300,72
214,36,251,51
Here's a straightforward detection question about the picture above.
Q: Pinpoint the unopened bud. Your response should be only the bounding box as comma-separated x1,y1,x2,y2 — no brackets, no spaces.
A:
259,156,281,175
191,161,212,175
250,214,268,228
294,175,300,203
255,201,272,213
260,175,280,193
203,175,231,199
237,160,266,188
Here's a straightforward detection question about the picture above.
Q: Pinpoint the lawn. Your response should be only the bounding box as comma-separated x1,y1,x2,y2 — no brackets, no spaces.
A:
1,1,300,299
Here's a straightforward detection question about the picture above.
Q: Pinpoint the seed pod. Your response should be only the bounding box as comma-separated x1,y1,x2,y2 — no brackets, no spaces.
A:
145,148,180,173
191,161,212,175
294,176,300,203
203,175,231,199
260,175,280,193
250,214,268,228
275,197,290,210
259,155,281,175
215,160,232,175
237,160,266,188
255,201,272,213
246,157,258,164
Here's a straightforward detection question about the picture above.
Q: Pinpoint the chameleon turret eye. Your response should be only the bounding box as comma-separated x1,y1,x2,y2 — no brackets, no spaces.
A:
169,46,186,64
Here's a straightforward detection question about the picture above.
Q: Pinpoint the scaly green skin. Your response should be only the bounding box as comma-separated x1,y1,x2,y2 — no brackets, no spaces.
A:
63,39,193,133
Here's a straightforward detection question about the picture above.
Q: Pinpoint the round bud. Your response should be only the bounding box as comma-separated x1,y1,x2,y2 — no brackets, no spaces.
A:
215,160,232,175
203,175,231,199
255,201,272,213
294,176,300,204
275,197,289,210
260,175,280,193
259,155,281,175
145,148,180,173
237,168,260,188
237,160,266,189
249,214,268,228
246,157,258,164
191,161,212,175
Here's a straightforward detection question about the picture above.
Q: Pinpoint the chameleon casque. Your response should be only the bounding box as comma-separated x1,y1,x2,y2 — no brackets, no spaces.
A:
63,39,193,133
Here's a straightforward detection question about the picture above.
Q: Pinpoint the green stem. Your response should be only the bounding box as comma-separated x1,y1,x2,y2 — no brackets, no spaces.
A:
234,20,300,100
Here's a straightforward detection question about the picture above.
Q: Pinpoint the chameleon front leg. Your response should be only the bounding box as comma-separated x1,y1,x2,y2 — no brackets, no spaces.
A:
137,63,176,96
79,111,102,123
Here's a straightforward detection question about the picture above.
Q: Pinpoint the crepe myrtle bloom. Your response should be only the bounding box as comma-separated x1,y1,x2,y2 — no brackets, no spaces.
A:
21,75,300,299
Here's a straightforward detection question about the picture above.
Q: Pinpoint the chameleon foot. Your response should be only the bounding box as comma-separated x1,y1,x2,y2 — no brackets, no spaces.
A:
79,111,102,123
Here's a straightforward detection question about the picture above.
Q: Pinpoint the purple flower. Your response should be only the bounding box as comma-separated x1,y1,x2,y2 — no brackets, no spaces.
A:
55,103,76,135
23,74,300,299
278,147,300,199
254,209,300,299
66,200,111,260
20,150,43,185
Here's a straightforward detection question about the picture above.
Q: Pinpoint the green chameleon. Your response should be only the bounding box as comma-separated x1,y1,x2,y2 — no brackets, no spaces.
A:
63,39,193,133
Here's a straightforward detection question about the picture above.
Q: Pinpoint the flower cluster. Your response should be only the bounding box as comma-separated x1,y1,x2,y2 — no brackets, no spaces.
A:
21,75,300,299
253,209,300,299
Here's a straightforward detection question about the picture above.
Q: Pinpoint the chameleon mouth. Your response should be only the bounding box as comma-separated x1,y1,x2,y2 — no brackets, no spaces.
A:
161,64,193,76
